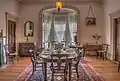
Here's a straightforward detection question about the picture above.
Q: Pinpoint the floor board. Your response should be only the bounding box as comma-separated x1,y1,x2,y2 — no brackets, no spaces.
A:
86,56,120,81
0,56,120,81
0,57,30,81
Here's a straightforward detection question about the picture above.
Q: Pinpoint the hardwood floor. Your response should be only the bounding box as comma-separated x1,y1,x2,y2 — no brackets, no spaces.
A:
0,56,120,81
0,57,30,81
86,56,120,81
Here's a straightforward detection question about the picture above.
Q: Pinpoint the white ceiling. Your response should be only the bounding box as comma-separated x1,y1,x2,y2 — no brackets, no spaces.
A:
16,0,103,4
17,0,101,1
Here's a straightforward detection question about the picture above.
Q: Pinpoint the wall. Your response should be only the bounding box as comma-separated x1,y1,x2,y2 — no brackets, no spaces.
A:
0,0,19,64
104,0,120,44
75,4,104,44
0,0,19,36
18,4,44,45
18,3,104,46
104,0,120,60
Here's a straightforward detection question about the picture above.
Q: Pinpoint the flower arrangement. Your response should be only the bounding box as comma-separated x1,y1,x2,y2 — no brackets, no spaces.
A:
92,33,101,44
55,43,63,53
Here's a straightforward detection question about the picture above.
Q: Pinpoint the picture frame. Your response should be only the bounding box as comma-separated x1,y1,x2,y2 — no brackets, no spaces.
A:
24,21,34,37
86,17,96,26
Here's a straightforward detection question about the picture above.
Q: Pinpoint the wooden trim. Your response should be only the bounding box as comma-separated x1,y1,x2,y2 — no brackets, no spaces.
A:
110,10,120,60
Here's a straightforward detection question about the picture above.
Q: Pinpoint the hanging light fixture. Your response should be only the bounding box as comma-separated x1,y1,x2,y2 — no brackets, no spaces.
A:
56,0,62,12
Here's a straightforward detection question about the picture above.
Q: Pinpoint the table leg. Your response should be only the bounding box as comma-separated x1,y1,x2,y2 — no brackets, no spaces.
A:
43,62,47,81
69,63,71,81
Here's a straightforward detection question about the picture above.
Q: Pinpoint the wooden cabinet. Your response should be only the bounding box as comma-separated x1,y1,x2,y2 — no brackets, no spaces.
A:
19,43,34,56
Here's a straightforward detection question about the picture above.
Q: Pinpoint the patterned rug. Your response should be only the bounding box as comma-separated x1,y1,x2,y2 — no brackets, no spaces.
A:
16,59,105,81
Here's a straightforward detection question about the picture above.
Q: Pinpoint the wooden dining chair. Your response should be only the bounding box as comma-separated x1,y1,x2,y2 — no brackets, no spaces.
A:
50,54,69,81
71,48,82,78
96,44,109,60
118,57,120,72
4,44,19,64
29,49,44,75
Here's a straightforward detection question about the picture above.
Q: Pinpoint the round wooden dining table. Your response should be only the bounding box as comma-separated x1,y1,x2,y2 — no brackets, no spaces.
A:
40,50,78,81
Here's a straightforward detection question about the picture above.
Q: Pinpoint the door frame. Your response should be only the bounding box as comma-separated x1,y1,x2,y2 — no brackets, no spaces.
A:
110,10,120,60
114,18,120,61
5,12,18,52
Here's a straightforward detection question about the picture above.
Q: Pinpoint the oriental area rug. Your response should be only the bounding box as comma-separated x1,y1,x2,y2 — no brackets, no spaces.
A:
16,59,105,81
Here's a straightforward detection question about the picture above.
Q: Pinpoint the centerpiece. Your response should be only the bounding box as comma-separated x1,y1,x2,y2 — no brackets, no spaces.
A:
55,43,63,53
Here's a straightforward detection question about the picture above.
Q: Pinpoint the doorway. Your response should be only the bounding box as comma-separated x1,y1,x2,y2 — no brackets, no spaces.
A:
8,20,16,53
115,18,120,61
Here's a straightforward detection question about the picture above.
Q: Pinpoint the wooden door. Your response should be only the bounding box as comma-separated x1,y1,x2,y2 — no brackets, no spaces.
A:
8,20,16,53
115,18,120,61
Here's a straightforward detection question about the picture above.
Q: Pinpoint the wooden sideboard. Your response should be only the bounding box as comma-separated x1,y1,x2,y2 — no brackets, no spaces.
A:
85,44,102,55
19,43,34,56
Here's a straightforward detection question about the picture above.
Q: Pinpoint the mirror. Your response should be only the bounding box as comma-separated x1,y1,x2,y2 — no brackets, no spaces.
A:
24,21,34,37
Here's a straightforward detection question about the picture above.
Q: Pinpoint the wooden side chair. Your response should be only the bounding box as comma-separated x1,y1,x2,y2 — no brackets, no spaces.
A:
96,44,109,60
80,45,86,58
50,54,69,81
71,48,82,78
118,61,120,72
29,49,44,75
4,44,19,64
33,41,43,54
118,57,120,72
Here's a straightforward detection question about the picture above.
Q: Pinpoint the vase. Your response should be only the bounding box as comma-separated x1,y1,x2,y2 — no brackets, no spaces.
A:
57,48,61,53
96,40,98,44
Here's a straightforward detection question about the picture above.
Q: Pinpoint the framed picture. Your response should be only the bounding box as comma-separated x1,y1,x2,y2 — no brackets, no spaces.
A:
86,17,96,26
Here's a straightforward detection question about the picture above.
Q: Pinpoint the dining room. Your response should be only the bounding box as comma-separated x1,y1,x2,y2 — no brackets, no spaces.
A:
0,0,120,81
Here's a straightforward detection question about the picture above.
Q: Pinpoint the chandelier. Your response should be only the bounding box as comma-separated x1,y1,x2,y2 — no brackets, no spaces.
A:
56,0,62,12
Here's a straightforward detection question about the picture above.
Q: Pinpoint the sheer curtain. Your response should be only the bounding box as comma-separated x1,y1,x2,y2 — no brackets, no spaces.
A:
68,12,77,45
48,16,57,48
54,15,66,43
63,15,72,47
42,13,52,48
42,12,77,48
